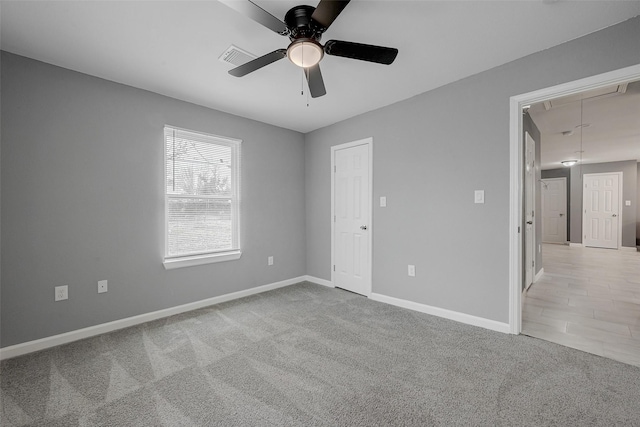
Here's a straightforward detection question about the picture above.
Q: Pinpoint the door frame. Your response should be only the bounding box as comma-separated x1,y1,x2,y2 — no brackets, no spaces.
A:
508,63,640,334
330,137,374,296
582,172,623,249
541,177,568,244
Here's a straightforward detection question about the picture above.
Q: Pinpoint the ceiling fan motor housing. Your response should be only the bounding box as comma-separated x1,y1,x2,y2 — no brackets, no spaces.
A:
285,5,323,41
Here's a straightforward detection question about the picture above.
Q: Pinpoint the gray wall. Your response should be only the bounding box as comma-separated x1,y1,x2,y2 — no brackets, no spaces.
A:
541,168,571,241
1,52,307,347
305,17,640,323
569,160,638,247
637,162,640,246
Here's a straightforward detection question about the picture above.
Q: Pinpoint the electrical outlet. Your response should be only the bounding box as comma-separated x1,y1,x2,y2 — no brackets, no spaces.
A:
408,265,416,277
268,256,274,266
98,280,108,294
380,196,387,207
474,190,485,204
55,285,68,301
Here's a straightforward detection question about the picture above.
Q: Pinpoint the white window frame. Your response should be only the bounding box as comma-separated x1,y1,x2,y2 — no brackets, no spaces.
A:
163,126,241,270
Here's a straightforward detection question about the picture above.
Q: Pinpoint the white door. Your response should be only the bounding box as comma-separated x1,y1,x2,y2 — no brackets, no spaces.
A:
583,173,620,249
332,141,371,296
524,133,535,289
541,178,567,243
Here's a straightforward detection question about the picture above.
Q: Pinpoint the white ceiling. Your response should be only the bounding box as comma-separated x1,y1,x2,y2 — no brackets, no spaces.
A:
2,1,640,133
529,80,640,170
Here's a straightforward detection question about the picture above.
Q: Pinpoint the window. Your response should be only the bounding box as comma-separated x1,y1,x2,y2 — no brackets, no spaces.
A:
163,126,241,269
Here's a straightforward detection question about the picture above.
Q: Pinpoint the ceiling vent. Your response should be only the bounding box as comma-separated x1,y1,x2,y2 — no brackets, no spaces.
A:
218,45,256,67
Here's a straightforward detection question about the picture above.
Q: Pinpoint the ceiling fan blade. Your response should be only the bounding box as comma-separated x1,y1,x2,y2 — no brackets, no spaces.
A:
325,40,398,65
311,0,350,30
229,49,287,77
304,64,327,98
219,0,288,35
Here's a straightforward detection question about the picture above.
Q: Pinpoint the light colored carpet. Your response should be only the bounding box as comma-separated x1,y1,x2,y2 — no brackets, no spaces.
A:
1,282,639,426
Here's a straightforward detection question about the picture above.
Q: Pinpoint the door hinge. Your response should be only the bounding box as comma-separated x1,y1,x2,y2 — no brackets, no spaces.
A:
518,226,520,233
532,260,535,268
333,265,335,271
334,165,336,173
334,215,336,222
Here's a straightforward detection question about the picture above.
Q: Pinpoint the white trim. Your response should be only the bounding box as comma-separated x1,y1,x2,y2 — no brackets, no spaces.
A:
534,268,544,283
569,242,583,247
620,246,637,252
370,293,510,334
582,172,623,250
163,251,242,269
509,63,640,335
509,95,524,334
0,276,305,361
330,137,374,297
303,275,334,288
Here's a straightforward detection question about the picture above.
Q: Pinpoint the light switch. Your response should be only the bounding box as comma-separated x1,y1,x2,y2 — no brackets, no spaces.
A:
380,196,387,207
474,190,485,204
408,265,416,277
625,200,631,206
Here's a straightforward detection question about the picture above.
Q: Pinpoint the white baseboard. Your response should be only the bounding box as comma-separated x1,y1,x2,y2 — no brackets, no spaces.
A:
534,268,544,283
0,276,306,361
369,293,510,334
620,246,637,252
569,243,583,247
303,275,334,288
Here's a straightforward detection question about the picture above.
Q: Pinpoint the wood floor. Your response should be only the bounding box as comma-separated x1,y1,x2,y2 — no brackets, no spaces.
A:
522,243,640,367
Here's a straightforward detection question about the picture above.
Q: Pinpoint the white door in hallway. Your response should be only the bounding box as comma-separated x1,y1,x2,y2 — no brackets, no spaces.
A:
542,177,567,243
332,140,371,296
583,173,620,249
524,132,535,289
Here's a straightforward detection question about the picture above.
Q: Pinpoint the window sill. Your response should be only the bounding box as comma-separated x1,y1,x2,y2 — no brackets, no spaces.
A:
163,251,242,270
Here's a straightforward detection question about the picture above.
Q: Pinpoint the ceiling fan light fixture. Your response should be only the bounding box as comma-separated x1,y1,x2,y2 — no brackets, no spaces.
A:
561,160,578,167
287,39,323,68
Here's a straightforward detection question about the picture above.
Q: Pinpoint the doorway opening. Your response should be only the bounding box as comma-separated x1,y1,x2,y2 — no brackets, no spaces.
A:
508,63,640,332
510,65,640,367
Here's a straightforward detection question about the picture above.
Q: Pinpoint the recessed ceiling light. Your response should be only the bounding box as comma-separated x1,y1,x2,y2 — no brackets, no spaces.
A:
561,160,578,167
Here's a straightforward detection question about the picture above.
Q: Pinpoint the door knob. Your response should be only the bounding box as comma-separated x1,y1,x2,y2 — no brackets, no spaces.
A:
360,225,367,230
526,221,533,225
559,213,564,217
612,214,617,217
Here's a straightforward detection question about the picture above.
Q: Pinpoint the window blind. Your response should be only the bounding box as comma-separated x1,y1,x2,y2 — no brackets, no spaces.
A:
164,126,240,259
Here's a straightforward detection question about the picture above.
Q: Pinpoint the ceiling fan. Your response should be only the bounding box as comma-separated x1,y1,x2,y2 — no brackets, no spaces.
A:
220,0,399,98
